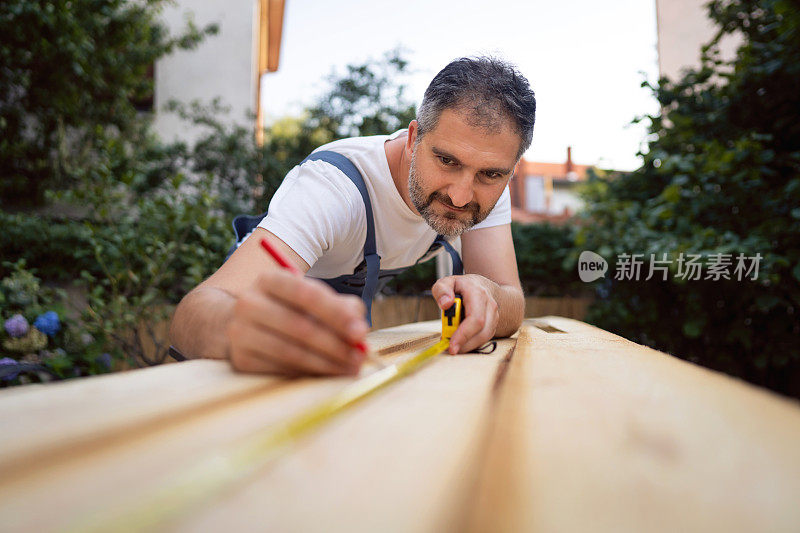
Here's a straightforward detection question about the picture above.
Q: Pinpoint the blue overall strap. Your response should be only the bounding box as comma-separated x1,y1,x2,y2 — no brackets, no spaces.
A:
225,213,266,261
301,151,381,324
432,235,464,275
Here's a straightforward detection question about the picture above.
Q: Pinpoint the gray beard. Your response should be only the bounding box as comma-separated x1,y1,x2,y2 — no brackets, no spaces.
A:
408,152,492,237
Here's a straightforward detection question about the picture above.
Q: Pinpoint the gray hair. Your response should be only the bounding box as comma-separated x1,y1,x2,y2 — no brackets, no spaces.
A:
416,56,536,160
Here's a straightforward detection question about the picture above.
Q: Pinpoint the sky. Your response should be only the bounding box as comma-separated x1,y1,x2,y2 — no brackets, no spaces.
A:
261,0,660,171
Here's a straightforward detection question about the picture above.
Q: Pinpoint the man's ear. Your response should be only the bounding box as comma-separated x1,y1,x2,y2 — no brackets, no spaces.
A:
406,120,419,157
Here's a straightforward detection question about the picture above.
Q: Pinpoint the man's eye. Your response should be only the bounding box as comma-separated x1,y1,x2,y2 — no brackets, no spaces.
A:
439,156,455,166
484,172,502,180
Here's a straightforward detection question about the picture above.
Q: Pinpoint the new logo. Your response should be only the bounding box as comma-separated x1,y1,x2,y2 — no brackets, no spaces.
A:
578,251,608,282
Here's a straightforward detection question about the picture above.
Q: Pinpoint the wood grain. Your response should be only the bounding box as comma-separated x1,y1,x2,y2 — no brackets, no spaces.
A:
0,360,276,480
468,317,800,533
173,339,515,533
0,322,442,496
0,320,479,532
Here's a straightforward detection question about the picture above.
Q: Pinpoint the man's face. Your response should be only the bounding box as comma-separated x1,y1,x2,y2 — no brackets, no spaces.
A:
408,108,520,237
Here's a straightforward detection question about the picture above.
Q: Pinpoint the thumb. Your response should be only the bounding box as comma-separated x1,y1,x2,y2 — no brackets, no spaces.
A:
432,277,456,310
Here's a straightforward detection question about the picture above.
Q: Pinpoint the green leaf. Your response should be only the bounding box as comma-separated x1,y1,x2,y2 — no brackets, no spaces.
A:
793,262,800,283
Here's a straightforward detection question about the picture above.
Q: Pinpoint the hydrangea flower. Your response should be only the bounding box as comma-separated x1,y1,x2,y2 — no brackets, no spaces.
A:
4,314,29,338
0,357,20,381
33,311,60,337
96,353,112,371
2,328,48,353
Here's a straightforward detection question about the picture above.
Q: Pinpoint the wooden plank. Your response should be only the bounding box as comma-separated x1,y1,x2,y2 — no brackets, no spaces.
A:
0,320,439,476
468,317,800,533
367,319,440,353
0,360,276,478
15,313,797,532
0,371,351,532
173,337,515,533
0,320,471,531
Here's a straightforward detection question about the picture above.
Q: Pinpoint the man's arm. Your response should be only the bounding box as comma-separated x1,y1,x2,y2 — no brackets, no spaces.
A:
169,228,369,376
431,223,524,354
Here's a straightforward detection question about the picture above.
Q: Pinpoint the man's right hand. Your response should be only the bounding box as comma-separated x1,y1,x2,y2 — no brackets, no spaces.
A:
225,269,369,376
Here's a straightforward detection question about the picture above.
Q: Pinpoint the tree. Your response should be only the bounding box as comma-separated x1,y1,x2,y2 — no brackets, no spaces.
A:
578,0,800,397
305,48,417,139
0,0,218,206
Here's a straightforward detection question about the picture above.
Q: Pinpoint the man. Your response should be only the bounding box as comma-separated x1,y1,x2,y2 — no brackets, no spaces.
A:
169,56,536,376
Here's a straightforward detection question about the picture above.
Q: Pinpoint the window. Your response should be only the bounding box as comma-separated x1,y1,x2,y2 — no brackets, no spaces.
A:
524,175,545,212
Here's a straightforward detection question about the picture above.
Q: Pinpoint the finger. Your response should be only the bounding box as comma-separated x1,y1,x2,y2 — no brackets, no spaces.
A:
235,294,363,368
431,277,456,310
259,272,368,344
231,349,303,377
234,344,355,376
449,305,486,355
228,320,358,376
448,289,488,354
227,321,298,375
459,300,498,353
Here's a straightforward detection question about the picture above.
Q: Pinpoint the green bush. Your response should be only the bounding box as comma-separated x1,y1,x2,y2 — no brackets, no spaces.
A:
0,170,231,379
1,260,110,385
578,0,800,398
68,168,230,366
0,196,229,304
0,213,96,282
512,222,584,296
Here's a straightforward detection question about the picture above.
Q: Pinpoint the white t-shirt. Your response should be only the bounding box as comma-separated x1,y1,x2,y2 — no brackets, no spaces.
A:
257,129,511,279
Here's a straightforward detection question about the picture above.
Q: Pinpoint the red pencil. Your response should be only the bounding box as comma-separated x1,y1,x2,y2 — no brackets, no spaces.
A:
260,238,300,274
259,238,374,361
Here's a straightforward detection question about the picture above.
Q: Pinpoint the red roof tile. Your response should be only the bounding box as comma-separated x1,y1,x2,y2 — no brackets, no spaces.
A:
514,159,592,181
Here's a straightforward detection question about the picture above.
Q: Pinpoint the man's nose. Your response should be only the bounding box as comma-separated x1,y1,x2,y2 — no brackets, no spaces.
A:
446,172,474,207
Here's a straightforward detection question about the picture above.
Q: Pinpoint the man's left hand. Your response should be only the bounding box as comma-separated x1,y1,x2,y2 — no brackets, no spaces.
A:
432,274,500,355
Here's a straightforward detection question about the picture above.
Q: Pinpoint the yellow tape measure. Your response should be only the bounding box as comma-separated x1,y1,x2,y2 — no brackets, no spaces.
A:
441,294,465,341
72,303,464,532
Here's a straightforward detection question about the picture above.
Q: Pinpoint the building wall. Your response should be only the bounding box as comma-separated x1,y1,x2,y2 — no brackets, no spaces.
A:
524,176,546,212
550,186,583,216
656,0,740,82
153,0,259,145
